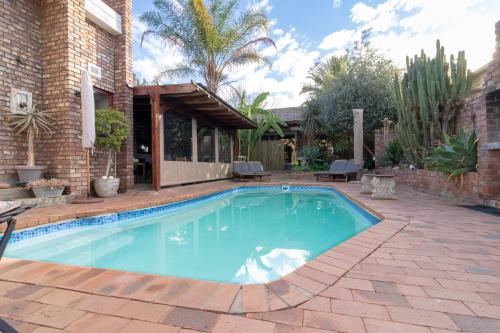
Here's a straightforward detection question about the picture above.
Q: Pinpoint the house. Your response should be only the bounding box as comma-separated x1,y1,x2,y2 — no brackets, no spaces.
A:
0,0,254,196
0,0,134,195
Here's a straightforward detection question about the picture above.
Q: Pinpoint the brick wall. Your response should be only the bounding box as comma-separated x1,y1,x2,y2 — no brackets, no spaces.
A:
0,0,42,178
391,169,480,203
0,0,133,194
374,128,397,167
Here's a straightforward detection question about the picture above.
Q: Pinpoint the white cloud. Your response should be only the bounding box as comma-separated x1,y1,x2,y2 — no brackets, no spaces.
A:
319,29,359,50
226,30,320,107
332,0,342,8
320,0,500,70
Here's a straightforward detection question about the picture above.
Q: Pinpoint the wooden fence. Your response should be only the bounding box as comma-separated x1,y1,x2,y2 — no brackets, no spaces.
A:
253,140,285,171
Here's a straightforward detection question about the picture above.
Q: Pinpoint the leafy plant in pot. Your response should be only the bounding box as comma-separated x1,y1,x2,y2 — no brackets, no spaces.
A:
26,178,69,198
93,108,129,198
9,105,54,183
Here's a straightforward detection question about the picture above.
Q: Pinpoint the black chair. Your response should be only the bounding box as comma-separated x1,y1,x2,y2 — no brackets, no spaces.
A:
0,202,36,260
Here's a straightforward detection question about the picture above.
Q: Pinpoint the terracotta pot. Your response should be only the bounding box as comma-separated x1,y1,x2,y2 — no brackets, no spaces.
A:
94,178,120,198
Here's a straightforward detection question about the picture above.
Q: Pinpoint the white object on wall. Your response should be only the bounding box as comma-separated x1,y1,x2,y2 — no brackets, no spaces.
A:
85,0,122,36
88,63,102,79
10,88,32,114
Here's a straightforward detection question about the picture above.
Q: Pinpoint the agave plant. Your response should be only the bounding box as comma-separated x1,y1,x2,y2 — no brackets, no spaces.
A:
9,104,54,167
426,130,478,180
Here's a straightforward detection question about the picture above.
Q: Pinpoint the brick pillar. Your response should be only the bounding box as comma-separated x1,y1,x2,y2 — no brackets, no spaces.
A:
40,0,87,194
107,0,134,192
477,20,500,201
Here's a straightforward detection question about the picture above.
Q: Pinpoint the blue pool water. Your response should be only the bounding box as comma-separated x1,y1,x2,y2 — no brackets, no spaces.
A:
5,187,379,284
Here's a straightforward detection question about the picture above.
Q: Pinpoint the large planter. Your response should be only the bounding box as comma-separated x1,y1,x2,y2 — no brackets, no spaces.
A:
32,187,64,198
94,178,120,198
16,166,44,183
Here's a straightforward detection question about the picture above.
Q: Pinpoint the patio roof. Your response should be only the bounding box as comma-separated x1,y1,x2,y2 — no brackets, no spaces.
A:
133,82,256,129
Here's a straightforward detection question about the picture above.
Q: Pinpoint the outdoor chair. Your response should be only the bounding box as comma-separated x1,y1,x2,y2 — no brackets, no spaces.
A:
0,201,36,260
233,161,271,182
315,159,360,182
247,161,271,181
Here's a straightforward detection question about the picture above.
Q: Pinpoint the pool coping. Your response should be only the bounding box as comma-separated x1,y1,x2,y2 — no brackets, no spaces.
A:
0,183,408,314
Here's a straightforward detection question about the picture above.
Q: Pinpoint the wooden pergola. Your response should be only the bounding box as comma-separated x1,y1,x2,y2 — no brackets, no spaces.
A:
133,82,256,190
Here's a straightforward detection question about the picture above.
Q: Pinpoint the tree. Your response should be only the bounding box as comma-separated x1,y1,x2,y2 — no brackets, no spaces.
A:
301,55,348,143
302,32,399,160
237,92,286,160
140,0,275,92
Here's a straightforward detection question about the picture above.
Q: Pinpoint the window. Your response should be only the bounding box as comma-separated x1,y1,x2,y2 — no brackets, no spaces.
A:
197,121,215,162
218,129,231,163
94,89,112,109
164,111,192,161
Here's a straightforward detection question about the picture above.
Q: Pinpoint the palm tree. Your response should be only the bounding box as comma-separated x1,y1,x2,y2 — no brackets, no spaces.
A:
238,92,286,160
301,55,348,97
140,0,275,92
300,55,348,143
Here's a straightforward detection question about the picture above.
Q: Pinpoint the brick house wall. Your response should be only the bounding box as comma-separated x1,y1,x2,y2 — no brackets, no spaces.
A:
0,0,133,194
0,0,42,178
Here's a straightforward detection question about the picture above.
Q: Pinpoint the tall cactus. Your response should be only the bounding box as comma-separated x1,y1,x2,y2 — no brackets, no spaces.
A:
394,40,472,166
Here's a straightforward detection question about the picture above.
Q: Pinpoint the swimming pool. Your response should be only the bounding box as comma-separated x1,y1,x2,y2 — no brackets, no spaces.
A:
4,186,379,284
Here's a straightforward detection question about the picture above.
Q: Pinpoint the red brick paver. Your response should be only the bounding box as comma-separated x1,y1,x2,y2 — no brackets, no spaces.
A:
1,179,499,332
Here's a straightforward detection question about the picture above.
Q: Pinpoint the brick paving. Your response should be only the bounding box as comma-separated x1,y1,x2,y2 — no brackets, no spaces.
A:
0,176,499,332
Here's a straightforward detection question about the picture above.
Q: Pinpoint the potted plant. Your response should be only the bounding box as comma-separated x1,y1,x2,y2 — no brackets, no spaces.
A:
93,108,129,198
26,178,69,198
9,104,54,183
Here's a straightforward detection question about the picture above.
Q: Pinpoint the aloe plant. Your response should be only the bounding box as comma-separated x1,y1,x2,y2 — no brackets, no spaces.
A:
425,130,478,179
9,105,54,167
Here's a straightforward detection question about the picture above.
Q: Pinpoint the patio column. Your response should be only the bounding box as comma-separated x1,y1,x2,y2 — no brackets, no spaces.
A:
151,92,161,191
353,109,363,166
231,130,239,162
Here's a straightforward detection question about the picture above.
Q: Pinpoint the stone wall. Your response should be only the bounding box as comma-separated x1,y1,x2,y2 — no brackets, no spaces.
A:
0,0,133,194
0,0,42,178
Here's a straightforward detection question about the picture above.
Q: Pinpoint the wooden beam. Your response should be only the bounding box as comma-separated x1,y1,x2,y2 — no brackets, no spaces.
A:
151,92,161,191
133,84,198,97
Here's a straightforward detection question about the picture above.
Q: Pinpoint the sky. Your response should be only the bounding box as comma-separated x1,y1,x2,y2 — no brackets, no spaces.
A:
132,0,500,108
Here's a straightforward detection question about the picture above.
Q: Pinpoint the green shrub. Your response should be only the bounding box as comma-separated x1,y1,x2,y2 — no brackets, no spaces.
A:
299,145,322,165
379,140,404,167
425,130,477,178
95,108,129,177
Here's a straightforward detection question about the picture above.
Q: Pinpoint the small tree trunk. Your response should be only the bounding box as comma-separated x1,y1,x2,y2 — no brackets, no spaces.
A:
105,150,113,178
27,130,35,167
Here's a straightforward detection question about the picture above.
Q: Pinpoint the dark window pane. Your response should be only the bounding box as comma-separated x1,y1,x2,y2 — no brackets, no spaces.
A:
218,130,231,163
197,121,215,162
164,112,192,161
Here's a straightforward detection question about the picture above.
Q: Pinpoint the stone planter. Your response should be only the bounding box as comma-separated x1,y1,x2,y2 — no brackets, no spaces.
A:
94,178,120,198
371,175,397,200
16,166,44,183
32,187,64,198
360,174,376,194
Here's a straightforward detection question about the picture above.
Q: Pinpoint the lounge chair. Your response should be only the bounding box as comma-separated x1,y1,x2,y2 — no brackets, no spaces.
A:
233,161,271,182
0,202,36,260
247,161,271,181
315,159,360,182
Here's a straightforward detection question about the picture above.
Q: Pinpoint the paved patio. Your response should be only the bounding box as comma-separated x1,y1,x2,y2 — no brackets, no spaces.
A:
1,176,499,332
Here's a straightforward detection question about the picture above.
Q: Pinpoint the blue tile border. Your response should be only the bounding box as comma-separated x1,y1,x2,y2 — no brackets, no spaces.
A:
1,186,380,244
